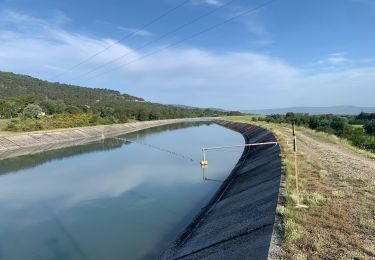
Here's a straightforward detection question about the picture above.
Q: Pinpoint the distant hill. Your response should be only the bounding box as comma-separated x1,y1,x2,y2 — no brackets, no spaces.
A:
242,106,375,115
0,71,143,105
170,104,228,112
0,71,228,122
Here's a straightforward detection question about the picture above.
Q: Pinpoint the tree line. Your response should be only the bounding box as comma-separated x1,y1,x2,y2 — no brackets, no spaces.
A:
262,112,375,152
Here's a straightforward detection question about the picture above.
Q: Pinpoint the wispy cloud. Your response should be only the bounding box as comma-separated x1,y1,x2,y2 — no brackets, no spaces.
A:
117,26,153,37
192,0,224,7
0,10,374,109
327,52,347,65
313,52,347,68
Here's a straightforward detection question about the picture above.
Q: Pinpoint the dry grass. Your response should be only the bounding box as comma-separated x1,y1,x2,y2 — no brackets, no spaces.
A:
222,115,375,259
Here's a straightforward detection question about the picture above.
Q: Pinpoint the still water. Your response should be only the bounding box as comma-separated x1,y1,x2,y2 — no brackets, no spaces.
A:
0,122,243,260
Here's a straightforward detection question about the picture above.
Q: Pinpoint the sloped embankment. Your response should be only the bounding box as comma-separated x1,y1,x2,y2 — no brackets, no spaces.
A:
161,120,282,259
0,118,208,160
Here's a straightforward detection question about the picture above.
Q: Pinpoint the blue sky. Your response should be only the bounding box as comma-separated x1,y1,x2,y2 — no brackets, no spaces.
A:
0,0,374,109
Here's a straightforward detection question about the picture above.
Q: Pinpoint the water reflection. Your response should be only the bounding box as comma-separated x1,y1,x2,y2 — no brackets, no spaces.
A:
0,122,243,260
0,122,208,176
202,168,224,183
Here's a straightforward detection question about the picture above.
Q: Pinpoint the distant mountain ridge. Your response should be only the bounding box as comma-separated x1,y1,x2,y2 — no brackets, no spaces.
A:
242,106,375,115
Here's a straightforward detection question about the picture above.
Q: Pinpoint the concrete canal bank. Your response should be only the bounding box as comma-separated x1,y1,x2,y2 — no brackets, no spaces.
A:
0,118,209,160
161,120,282,259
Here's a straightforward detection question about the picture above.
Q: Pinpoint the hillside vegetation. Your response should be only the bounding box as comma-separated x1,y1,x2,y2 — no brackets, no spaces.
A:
0,71,142,103
261,112,375,153
0,71,239,131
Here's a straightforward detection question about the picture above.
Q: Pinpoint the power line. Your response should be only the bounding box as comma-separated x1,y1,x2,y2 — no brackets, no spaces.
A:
68,0,239,82
84,0,277,82
52,0,191,80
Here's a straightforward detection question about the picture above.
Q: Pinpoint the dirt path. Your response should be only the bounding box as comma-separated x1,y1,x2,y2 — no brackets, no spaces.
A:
278,126,375,184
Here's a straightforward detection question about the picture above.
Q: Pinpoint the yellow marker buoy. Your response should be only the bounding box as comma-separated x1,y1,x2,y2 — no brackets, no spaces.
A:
200,160,208,168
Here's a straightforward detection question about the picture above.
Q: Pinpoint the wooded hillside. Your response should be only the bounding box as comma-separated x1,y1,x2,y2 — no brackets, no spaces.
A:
0,71,143,104
0,71,238,131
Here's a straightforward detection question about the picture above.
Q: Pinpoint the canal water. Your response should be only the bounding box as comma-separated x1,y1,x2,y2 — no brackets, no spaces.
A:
0,122,244,260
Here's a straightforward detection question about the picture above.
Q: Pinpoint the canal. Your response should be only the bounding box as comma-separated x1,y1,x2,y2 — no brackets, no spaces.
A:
0,122,244,260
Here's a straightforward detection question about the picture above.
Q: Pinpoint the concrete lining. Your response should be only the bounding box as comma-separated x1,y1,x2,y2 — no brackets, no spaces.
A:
0,118,210,160
161,120,282,260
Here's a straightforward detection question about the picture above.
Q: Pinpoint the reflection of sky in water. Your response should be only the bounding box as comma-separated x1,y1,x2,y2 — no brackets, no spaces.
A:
0,123,243,260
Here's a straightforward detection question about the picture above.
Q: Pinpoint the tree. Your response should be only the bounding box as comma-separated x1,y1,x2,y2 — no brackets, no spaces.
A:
357,112,375,121
364,120,375,135
0,100,17,118
114,108,129,123
308,117,320,129
137,109,149,121
23,104,43,119
330,117,348,132
65,105,81,114
40,99,66,114
98,106,114,117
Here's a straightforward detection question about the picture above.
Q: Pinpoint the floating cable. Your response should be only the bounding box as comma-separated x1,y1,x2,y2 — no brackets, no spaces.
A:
114,137,196,162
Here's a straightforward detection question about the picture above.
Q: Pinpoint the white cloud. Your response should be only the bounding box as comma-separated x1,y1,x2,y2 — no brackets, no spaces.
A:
0,10,374,109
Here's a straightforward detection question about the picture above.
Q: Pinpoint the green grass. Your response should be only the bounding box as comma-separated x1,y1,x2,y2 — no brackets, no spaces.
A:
359,214,375,230
284,219,304,247
319,169,329,179
0,119,11,131
306,192,330,206
332,190,345,198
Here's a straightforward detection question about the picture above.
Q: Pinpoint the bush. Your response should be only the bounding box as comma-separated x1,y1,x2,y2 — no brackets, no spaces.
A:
4,113,118,131
65,105,82,114
23,104,43,119
40,100,66,115
364,120,375,135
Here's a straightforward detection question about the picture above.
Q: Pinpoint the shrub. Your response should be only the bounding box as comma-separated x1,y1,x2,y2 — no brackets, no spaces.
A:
285,219,303,246
23,104,43,119
364,120,375,135
307,192,330,206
